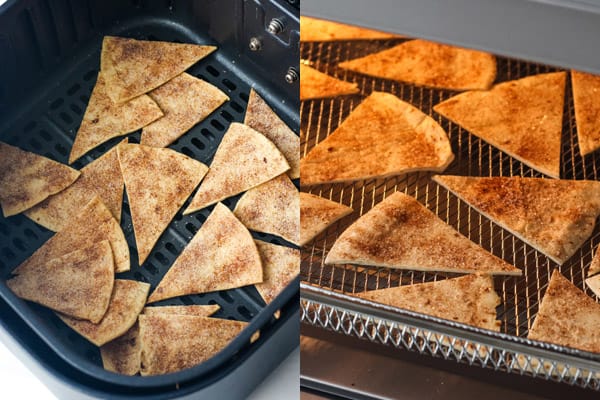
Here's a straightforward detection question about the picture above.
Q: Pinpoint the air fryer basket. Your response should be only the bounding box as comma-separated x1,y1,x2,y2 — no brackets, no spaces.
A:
299,38,600,390
0,0,299,392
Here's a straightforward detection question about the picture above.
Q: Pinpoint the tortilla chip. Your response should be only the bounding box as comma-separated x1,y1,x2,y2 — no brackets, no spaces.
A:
356,274,501,331
233,174,299,245
300,192,353,246
0,142,80,217
300,16,402,41
143,304,220,317
148,203,263,303
571,70,600,156
433,175,600,265
141,73,229,148
184,123,289,214
589,249,600,277
14,196,130,273
326,192,521,275
434,72,566,178
139,314,247,376
69,74,163,164
7,240,114,323
300,64,359,101
117,143,208,265
254,240,299,305
585,274,600,298
528,270,600,353
244,89,300,179
300,91,454,185
60,279,150,346
339,39,496,91
26,140,126,232
101,36,216,104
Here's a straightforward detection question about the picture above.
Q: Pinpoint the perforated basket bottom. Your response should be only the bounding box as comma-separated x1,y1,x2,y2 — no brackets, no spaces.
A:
0,20,295,370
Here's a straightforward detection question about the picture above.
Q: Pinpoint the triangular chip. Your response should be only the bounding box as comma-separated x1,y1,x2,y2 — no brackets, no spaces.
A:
59,279,150,346
300,192,353,246
300,16,402,41
100,304,219,375
140,73,229,148
339,39,496,91
26,140,126,231
244,89,300,179
589,248,600,277
585,274,600,298
356,274,501,331
69,74,163,164
7,240,114,323
14,196,130,273
433,175,600,265
100,36,216,104
148,203,263,303
185,123,289,214
254,240,299,305
0,142,80,217
300,91,454,185
300,64,359,101
528,270,600,353
434,72,566,178
233,174,299,245
139,314,247,376
571,70,600,156
326,192,521,275
117,143,208,265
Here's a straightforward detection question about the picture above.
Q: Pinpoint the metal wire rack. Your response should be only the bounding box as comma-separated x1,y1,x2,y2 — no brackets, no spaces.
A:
299,38,600,389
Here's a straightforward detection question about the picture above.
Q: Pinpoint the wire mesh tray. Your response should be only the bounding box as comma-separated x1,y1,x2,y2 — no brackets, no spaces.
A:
299,38,600,390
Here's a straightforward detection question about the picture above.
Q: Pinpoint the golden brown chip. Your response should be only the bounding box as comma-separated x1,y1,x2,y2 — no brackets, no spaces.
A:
300,64,359,101
148,203,263,303
117,143,208,265
101,36,216,104
233,174,299,245
254,240,299,305
300,91,454,185
26,139,126,231
139,314,247,376
185,123,289,214
60,279,150,346
244,89,300,179
571,70,600,156
356,274,501,331
143,304,220,317
300,16,402,41
14,196,130,273
589,249,600,277
300,192,353,246
0,142,80,217
141,73,229,148
585,274,600,298
326,192,521,275
68,74,163,164
7,240,114,323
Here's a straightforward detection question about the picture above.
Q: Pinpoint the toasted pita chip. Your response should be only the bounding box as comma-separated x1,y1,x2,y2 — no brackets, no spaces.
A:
139,314,247,376
100,36,216,104
356,274,501,331
300,16,402,41
141,73,229,148
69,74,163,164
143,304,220,317
300,91,454,185
300,192,353,246
433,175,600,265
148,203,262,303
244,89,300,179
233,174,299,245
254,240,299,305
26,140,126,232
338,39,496,91
60,279,150,346
300,64,359,101
326,192,521,275
434,72,566,178
185,123,289,214
117,143,208,265
7,240,114,323
528,270,600,353
0,142,80,217
571,70,600,156
585,274,600,298
14,196,130,273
